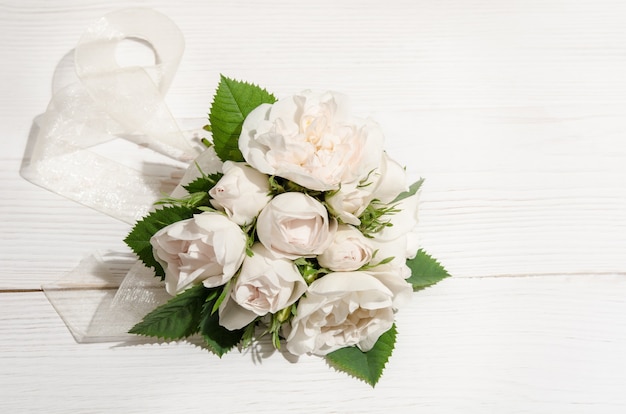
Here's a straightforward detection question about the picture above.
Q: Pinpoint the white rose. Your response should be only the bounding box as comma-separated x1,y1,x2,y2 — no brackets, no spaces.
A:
374,193,420,242
218,243,307,330
256,192,337,259
369,152,408,204
405,229,420,259
239,91,385,191
209,161,272,225
317,225,374,271
369,193,420,271
285,271,395,356
370,234,410,269
325,152,407,225
150,212,247,295
325,181,371,226
367,263,414,310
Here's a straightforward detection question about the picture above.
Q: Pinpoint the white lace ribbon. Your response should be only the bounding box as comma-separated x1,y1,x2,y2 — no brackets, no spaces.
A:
21,8,200,224
42,252,171,343
23,9,216,342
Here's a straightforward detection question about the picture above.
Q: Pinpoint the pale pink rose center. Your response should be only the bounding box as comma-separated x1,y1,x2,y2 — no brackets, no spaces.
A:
176,239,220,276
282,217,323,246
235,279,281,312
320,302,378,343
340,242,366,262
267,111,361,186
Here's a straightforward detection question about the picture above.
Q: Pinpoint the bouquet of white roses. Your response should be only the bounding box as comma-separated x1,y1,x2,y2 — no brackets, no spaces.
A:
125,75,449,386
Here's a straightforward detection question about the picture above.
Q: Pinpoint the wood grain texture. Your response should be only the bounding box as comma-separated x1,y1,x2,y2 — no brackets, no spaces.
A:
4,0,626,158
2,275,626,413
1,0,626,412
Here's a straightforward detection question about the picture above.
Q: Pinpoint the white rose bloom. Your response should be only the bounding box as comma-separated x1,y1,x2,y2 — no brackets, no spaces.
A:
405,228,420,260
209,161,272,226
150,212,247,295
239,91,385,191
285,272,395,356
369,152,408,204
370,193,420,271
369,235,408,272
318,225,374,271
256,192,337,259
367,263,414,310
218,243,307,330
325,181,371,226
325,152,407,225
374,193,420,242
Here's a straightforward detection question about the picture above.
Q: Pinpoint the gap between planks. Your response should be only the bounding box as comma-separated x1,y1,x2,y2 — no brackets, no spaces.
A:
2,271,625,294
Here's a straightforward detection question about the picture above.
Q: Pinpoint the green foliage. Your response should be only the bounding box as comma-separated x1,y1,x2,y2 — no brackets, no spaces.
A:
269,175,327,199
209,75,276,162
406,249,450,291
357,201,400,237
123,75,449,384
154,172,224,209
210,280,231,314
294,257,329,285
359,254,395,271
129,285,209,339
200,137,212,148
154,192,209,209
267,313,284,349
129,283,246,356
392,178,424,203
240,322,257,349
183,173,223,194
325,324,397,387
199,293,245,357
123,206,195,279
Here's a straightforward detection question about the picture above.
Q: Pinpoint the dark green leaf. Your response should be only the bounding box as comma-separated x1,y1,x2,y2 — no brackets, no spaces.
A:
406,249,450,291
392,178,425,203
183,173,224,194
123,206,195,279
325,324,397,387
209,75,276,162
199,291,245,357
129,284,209,340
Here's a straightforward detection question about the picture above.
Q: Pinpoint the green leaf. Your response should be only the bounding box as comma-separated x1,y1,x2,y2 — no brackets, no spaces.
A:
357,202,400,238
209,75,276,162
199,291,245,357
154,192,209,209
123,206,195,279
129,284,209,340
392,178,425,203
325,324,397,387
183,173,223,194
406,249,450,291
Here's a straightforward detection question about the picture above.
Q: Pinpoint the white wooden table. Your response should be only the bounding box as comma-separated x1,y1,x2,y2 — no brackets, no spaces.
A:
2,1,626,412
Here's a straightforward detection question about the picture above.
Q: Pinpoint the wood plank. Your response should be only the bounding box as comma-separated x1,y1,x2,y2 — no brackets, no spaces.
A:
1,2,626,413
4,0,626,159
1,1,625,288
1,275,625,413
396,107,626,277
3,106,625,287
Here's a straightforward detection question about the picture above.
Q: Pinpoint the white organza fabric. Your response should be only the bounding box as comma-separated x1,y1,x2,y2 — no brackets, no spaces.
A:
21,8,200,223
23,9,209,342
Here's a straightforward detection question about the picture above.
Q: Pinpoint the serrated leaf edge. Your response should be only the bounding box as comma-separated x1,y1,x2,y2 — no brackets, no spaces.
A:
324,324,397,387
406,248,451,291
128,284,208,340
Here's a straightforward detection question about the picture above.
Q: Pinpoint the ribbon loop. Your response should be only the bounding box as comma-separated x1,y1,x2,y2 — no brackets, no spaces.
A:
21,8,200,224
75,8,197,159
